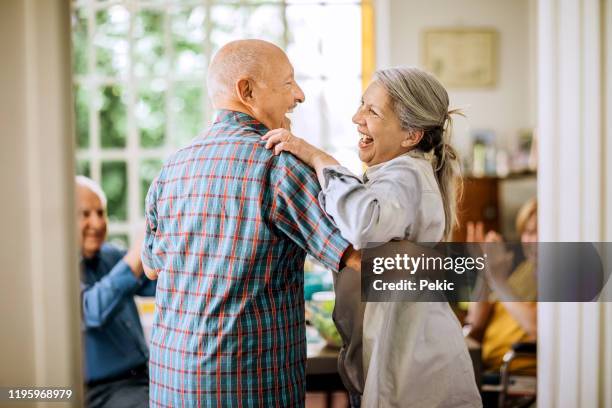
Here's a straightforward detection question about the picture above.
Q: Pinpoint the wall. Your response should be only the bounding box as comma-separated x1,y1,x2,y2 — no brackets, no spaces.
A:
0,0,36,387
377,0,535,157
0,1,83,406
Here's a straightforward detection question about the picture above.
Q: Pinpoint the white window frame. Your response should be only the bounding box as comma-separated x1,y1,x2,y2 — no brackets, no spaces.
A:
72,0,364,246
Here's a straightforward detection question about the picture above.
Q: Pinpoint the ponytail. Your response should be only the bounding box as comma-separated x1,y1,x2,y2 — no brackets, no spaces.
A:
433,110,463,240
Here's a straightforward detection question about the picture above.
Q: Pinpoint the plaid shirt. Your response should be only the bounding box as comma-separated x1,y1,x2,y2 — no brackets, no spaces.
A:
142,110,350,407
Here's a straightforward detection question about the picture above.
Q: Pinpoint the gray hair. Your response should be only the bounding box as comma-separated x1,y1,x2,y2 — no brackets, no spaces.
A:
374,66,463,240
76,175,107,209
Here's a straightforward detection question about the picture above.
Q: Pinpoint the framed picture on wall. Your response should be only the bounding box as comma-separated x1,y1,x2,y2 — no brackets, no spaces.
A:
422,28,498,87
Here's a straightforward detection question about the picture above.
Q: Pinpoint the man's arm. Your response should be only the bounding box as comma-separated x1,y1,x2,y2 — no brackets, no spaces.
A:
271,154,351,273
123,237,144,278
465,301,494,342
82,255,141,328
142,262,158,281
341,246,361,272
123,227,157,283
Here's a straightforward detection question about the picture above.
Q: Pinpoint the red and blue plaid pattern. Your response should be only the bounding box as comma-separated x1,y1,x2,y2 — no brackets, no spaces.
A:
142,110,349,407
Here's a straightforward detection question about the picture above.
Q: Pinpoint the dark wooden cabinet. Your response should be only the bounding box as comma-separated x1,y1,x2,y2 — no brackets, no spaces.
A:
452,173,537,242
453,177,500,242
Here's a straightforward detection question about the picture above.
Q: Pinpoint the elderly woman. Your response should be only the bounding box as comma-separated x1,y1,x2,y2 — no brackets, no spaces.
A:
264,67,481,407
465,199,538,374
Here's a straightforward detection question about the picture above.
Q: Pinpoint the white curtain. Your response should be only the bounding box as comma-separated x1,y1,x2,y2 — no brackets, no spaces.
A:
537,0,612,406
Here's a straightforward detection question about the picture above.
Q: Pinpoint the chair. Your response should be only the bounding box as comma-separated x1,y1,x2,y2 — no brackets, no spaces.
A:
480,342,537,408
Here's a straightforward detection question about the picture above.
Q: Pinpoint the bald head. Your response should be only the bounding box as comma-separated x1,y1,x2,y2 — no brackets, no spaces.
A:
207,39,287,104
206,39,305,129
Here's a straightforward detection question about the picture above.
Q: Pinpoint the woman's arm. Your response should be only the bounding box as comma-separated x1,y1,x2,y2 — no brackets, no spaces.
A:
500,301,537,339
264,129,422,249
318,170,419,248
262,128,339,187
465,301,494,343
486,260,538,338
465,223,538,339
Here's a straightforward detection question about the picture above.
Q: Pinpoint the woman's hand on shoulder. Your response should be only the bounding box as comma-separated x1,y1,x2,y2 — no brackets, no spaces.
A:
262,129,341,185
262,128,319,166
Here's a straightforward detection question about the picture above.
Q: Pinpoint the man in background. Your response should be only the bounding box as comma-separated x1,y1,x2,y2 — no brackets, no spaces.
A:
141,39,360,407
77,176,156,408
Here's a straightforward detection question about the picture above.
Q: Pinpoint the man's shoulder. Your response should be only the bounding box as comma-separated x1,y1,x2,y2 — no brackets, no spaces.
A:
99,243,126,265
208,119,264,139
164,123,271,163
273,151,314,172
267,153,322,201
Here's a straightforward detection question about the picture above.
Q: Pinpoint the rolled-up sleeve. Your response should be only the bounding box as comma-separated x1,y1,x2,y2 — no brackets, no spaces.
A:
135,275,157,297
81,260,140,328
318,163,422,249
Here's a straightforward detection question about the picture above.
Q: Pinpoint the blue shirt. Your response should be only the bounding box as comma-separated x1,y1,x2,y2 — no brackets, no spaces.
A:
81,243,157,383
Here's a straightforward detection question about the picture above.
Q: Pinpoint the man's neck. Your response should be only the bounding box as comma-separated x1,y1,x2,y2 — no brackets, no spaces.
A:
215,100,255,119
213,100,273,129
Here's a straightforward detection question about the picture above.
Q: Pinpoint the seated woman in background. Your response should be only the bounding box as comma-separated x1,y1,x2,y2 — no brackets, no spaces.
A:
465,198,538,374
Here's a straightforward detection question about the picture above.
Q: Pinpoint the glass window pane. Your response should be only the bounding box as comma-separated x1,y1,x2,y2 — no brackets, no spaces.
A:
108,233,129,249
76,160,91,177
170,6,206,75
217,0,283,3
94,5,129,77
140,159,163,211
138,81,166,148
172,82,203,146
74,84,90,148
101,161,127,221
289,79,324,146
287,0,358,3
134,9,168,77
99,85,127,148
322,77,362,148
290,78,361,146
210,5,285,54
70,0,365,253
286,4,361,79
72,8,88,75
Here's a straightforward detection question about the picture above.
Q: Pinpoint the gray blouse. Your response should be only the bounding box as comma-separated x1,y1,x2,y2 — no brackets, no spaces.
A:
321,153,482,407
318,152,445,249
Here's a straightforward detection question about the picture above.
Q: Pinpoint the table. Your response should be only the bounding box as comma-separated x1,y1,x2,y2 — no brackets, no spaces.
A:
306,332,345,407
306,337,340,376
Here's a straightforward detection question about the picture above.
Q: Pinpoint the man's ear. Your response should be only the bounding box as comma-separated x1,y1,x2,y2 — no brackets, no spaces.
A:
400,129,424,148
236,78,254,106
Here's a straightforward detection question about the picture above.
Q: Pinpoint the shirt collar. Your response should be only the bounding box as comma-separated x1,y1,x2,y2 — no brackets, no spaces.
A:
363,156,393,182
213,109,269,136
81,251,101,276
363,151,432,182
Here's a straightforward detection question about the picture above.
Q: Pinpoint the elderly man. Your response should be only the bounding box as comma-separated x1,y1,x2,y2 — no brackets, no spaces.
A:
142,39,360,406
77,176,156,408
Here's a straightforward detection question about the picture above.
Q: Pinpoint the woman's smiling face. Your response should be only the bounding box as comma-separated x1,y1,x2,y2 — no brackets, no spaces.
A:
353,81,412,167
